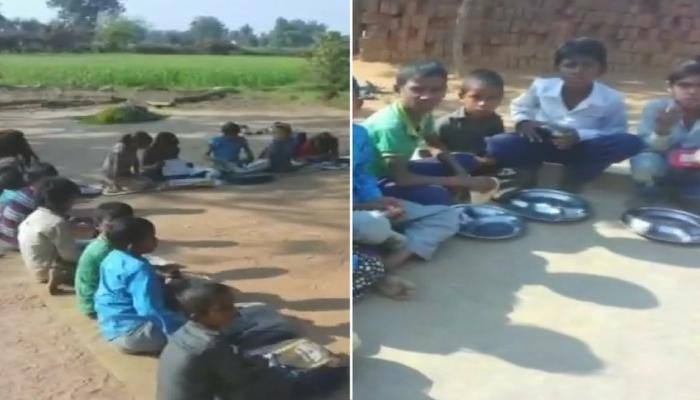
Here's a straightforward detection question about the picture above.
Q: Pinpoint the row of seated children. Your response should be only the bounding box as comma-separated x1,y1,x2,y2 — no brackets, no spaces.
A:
103,121,340,194
6,183,345,398
359,37,649,206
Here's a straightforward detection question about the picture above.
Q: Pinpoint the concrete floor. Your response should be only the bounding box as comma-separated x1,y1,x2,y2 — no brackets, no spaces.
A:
353,171,700,400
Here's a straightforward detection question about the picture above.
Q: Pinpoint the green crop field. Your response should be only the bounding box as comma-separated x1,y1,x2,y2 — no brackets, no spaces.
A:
0,54,308,90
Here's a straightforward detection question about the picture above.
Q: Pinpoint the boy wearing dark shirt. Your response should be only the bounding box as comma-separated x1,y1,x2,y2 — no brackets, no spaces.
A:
436,69,505,169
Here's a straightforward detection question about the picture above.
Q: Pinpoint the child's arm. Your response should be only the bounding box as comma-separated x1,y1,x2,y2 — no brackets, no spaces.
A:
638,100,678,152
386,156,496,193
424,134,469,177
242,139,255,162
52,220,80,263
128,267,184,334
511,81,544,141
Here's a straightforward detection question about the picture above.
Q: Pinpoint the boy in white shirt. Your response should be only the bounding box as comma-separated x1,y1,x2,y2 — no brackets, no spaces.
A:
485,37,644,192
18,177,81,295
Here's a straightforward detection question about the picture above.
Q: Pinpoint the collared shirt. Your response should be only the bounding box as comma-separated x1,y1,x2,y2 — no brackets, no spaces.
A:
637,98,700,152
436,108,505,154
157,320,268,400
17,207,79,273
75,235,112,316
0,186,39,248
363,102,435,178
353,124,383,203
511,77,629,141
95,249,185,341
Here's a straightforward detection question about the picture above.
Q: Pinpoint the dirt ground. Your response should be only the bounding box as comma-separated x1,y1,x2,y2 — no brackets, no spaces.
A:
0,102,349,400
353,61,700,400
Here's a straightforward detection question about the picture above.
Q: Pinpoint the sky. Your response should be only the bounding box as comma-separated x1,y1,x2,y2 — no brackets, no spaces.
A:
0,0,350,33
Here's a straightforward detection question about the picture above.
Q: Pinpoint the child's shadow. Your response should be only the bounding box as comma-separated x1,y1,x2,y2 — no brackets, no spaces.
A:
355,240,657,375
353,357,436,400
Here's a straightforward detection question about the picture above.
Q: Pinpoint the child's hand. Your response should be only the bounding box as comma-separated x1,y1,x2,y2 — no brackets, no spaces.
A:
475,156,497,167
655,103,682,136
468,176,499,193
516,120,544,142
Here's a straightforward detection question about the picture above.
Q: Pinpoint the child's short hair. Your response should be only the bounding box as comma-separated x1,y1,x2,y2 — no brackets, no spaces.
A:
272,122,293,136
106,217,155,251
176,281,233,319
26,162,58,185
463,69,504,90
668,57,700,85
554,37,607,69
352,77,360,98
221,122,241,135
154,131,179,147
134,131,153,146
395,60,448,89
0,166,24,191
37,177,80,213
95,202,134,225
0,130,31,155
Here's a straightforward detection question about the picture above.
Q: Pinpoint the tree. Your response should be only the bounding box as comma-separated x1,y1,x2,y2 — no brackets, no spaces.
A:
229,23,257,46
189,16,227,43
267,18,327,48
94,14,147,50
309,31,349,97
46,0,124,29
452,0,474,76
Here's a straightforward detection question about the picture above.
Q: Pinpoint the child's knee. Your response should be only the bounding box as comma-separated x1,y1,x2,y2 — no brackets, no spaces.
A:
353,211,396,245
630,152,668,184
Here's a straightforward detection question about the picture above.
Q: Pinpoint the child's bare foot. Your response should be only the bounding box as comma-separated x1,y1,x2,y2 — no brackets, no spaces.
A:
374,275,415,300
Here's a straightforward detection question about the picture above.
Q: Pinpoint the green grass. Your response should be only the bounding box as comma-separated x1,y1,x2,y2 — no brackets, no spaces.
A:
0,54,308,90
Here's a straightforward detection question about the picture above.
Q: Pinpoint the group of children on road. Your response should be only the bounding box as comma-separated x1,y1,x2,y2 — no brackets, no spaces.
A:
0,123,347,399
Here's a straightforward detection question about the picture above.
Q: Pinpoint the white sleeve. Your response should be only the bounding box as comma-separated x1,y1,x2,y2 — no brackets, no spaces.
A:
510,81,540,125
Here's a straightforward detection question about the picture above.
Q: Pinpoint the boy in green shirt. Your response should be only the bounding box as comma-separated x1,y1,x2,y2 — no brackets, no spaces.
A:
362,60,497,205
75,202,134,317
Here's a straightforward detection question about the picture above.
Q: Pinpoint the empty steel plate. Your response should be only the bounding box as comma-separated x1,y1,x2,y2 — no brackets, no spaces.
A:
622,207,700,244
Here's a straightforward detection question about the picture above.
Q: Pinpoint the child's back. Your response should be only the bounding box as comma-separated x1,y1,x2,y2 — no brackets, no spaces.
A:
75,236,112,316
95,249,182,340
157,320,272,400
18,206,78,281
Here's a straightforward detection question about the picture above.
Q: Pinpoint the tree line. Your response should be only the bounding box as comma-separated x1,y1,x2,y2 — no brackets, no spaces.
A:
0,0,333,54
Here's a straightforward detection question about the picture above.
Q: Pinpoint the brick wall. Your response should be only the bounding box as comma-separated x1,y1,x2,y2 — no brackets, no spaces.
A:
356,0,700,72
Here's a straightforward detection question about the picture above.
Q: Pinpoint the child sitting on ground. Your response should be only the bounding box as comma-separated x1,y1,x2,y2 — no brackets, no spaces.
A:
0,163,58,250
143,132,181,172
298,131,340,162
630,57,700,205
0,129,40,170
94,216,184,354
18,177,81,295
260,122,305,172
102,132,154,194
485,37,644,192
157,282,293,400
436,69,505,172
206,122,265,174
75,202,134,318
0,166,25,207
